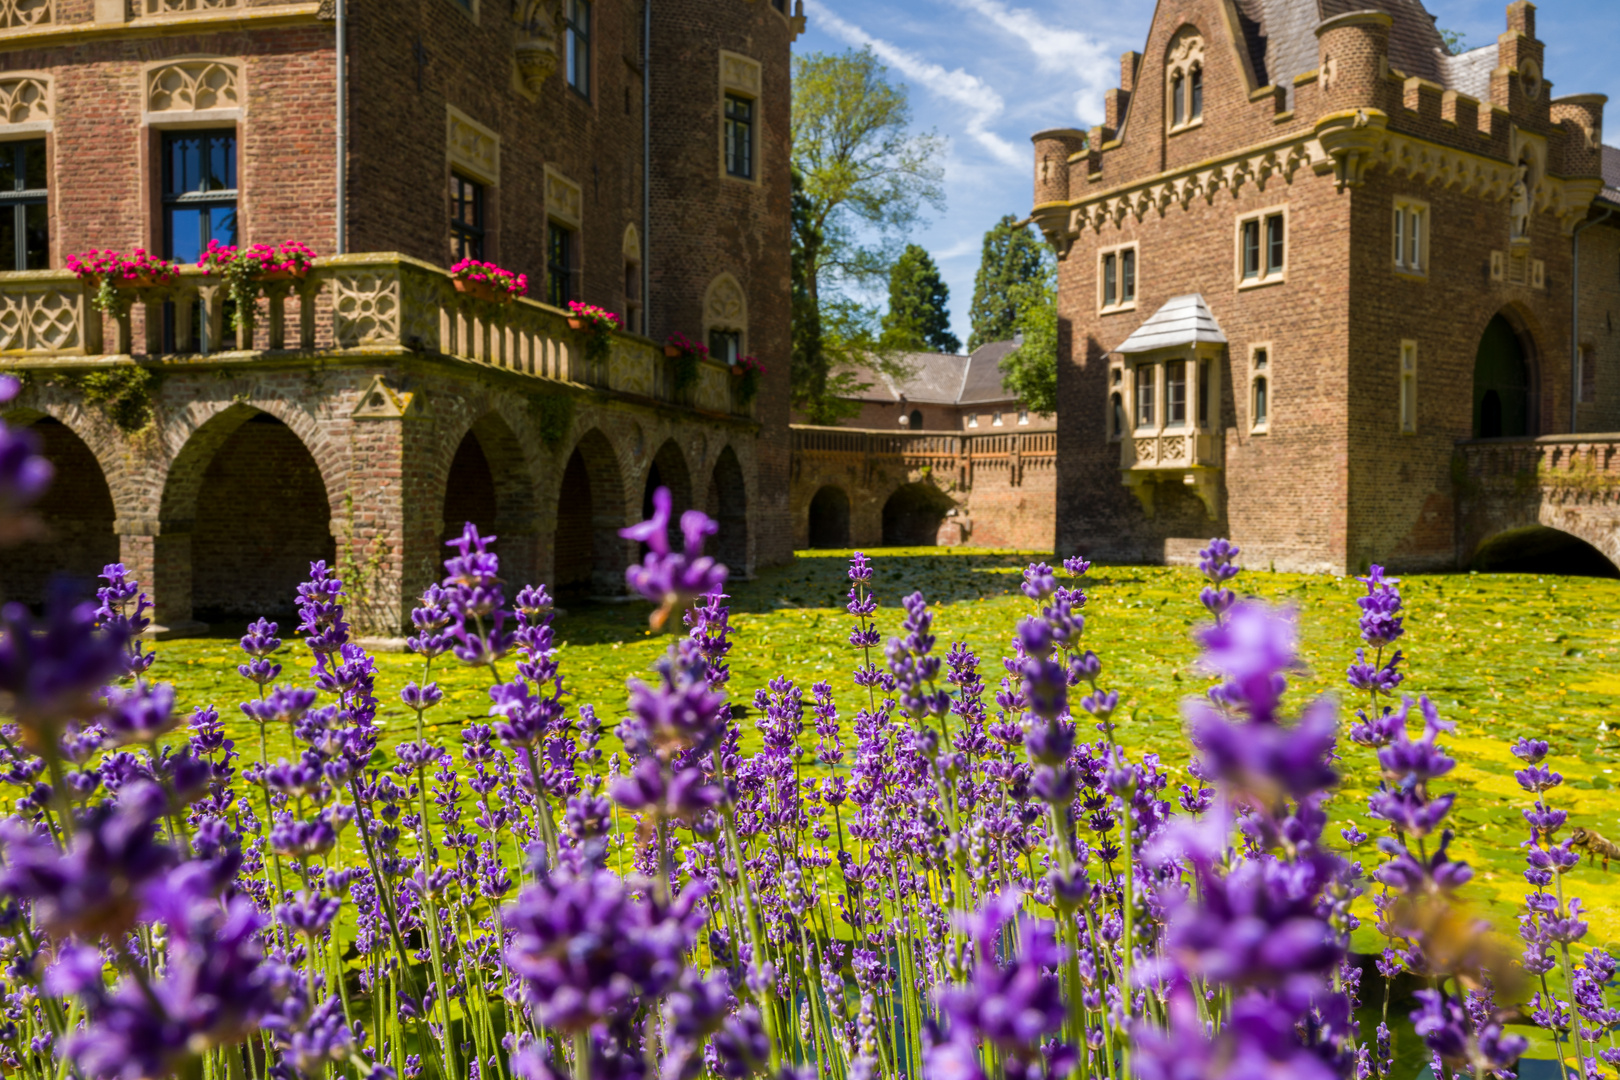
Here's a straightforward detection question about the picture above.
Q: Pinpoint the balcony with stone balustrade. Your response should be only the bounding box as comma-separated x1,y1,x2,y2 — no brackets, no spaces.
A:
0,253,757,421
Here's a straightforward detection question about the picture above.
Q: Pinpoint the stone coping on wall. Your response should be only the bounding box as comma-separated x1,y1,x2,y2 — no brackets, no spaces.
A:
0,2,327,52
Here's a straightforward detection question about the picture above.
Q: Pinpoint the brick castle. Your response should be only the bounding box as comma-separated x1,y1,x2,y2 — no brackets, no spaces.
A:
0,0,799,635
1033,0,1620,574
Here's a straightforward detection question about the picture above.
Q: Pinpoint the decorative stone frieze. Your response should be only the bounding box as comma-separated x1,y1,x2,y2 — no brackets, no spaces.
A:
0,76,50,125
446,105,500,186
0,0,50,30
147,60,240,113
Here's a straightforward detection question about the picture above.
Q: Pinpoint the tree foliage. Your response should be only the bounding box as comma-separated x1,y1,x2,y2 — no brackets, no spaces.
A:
881,244,959,354
997,259,1059,416
790,49,945,421
967,215,1047,351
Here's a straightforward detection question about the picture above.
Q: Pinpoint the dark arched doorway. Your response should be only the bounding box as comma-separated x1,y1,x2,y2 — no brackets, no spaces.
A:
1473,314,1531,438
705,446,747,574
643,438,692,551
881,483,954,547
442,431,498,548
1472,526,1618,577
807,485,850,549
553,429,627,599
190,411,335,621
0,416,118,606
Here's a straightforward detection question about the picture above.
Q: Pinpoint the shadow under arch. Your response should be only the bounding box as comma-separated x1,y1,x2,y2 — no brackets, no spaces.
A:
553,427,631,598
161,403,337,622
0,411,118,605
440,412,540,589
806,484,851,549
705,444,748,575
881,482,956,547
1472,307,1542,438
1471,525,1619,578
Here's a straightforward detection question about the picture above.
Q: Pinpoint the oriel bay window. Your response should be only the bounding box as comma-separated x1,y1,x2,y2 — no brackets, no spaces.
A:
162,130,237,263
1165,360,1187,426
0,140,48,271
1135,362,1155,428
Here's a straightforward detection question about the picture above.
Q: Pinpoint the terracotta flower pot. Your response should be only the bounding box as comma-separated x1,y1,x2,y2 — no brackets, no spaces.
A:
260,268,305,283
730,365,743,376
664,345,683,358
454,278,512,304
117,272,166,290
568,317,586,331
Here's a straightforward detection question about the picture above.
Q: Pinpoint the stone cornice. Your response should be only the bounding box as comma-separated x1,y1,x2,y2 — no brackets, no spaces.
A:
1033,117,1605,251
0,3,326,53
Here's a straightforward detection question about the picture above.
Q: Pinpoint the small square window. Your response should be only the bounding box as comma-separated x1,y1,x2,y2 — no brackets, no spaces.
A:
709,329,741,365
1017,409,1029,425
967,414,979,428
724,94,754,180
1238,211,1285,286
1393,200,1427,273
992,411,1004,426
1100,244,1137,311
548,221,575,307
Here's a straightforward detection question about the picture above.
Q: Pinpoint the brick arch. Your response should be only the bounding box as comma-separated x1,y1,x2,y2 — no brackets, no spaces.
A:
436,408,543,589
0,408,119,604
2,400,140,524
704,443,749,574
1469,520,1620,577
645,436,694,521
553,426,635,597
806,484,851,549
157,401,340,624
159,400,343,527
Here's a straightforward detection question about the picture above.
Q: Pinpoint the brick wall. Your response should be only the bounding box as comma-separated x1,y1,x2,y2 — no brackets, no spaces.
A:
1044,0,1609,574
1577,222,1620,432
648,0,794,571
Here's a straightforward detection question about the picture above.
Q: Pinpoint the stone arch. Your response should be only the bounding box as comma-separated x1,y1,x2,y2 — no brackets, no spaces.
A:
1472,308,1541,438
1470,524,1618,578
0,411,119,606
553,427,633,598
881,482,956,547
807,484,851,549
704,444,748,574
703,272,748,363
439,411,541,591
159,403,337,622
644,436,694,529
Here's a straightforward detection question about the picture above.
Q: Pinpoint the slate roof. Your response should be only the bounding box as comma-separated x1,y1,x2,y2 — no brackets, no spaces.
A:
1112,295,1228,355
844,340,1022,406
1230,0,1464,107
1603,146,1620,208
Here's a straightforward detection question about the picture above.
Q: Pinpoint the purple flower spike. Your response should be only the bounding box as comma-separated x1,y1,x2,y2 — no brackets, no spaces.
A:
1021,562,1057,601
622,488,729,631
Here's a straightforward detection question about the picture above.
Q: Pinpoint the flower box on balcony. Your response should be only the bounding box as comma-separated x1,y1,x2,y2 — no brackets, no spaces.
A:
454,278,515,305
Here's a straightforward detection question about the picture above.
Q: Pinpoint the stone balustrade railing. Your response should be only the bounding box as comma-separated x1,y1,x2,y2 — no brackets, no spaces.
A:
791,425,1056,488
0,253,754,419
1457,434,1620,488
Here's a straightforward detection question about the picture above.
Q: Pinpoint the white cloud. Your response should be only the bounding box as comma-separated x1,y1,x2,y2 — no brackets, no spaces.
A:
945,0,1111,76
804,0,1026,169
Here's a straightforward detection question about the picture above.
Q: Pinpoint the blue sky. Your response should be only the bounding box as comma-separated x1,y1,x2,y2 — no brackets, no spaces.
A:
795,0,1620,349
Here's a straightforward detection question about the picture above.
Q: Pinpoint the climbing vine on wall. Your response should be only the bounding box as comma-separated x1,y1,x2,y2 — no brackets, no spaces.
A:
75,366,157,434
532,392,574,447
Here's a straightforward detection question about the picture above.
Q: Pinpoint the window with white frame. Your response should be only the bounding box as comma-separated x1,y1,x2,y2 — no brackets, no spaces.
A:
1165,359,1188,427
992,411,1004,426
1393,198,1427,274
1135,363,1156,429
1018,409,1029,425
1399,340,1418,433
966,413,979,428
1249,346,1270,432
1237,209,1285,286
1100,243,1137,312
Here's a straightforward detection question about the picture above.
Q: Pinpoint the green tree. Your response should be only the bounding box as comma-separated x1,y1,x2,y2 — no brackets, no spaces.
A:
881,244,960,353
967,215,1047,351
791,48,945,421
997,260,1058,416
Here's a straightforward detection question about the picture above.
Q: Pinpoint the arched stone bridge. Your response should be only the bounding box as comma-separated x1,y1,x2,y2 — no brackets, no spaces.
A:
1455,435,1620,572
790,426,1056,550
